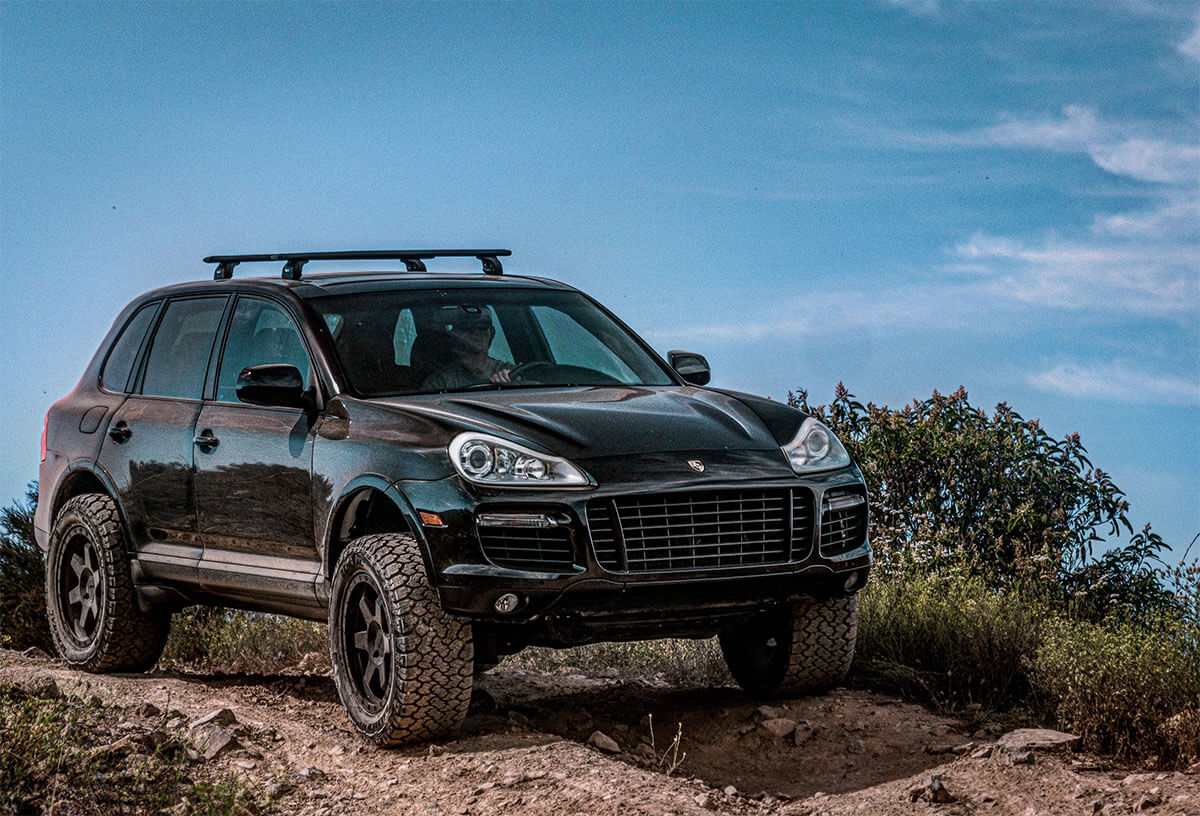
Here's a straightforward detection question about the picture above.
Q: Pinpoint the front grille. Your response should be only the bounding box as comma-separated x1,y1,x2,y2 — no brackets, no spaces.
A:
820,488,868,557
478,527,575,572
588,488,814,573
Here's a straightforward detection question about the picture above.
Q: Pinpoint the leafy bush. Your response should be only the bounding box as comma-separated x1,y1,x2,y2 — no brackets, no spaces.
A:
790,385,1181,621
1031,615,1200,766
160,608,327,674
0,484,51,652
0,681,266,815
853,571,1047,712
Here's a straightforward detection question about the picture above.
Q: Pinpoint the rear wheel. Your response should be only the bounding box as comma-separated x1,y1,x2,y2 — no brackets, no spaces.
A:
719,594,858,698
329,533,473,745
45,494,169,672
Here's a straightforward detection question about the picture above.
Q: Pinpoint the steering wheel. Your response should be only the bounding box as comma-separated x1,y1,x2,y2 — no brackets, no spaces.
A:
507,361,560,382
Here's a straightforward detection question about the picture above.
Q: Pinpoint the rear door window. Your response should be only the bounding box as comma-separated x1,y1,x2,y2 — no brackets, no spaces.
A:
139,297,227,399
100,301,159,393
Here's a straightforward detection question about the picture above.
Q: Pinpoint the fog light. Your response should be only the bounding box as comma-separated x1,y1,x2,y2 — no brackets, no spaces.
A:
844,571,861,592
494,593,520,614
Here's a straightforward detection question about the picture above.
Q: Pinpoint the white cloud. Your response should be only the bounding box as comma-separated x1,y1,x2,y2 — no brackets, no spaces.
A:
976,106,1199,185
887,0,940,17
1180,15,1200,62
1088,139,1200,185
1092,196,1200,238
1029,360,1200,405
949,211,1199,317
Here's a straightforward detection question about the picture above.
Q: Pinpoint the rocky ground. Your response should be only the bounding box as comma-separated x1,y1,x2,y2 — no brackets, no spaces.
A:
2,648,1197,815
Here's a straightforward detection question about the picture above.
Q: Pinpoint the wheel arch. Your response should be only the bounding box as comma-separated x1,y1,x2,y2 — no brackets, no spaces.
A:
49,463,131,543
323,477,428,581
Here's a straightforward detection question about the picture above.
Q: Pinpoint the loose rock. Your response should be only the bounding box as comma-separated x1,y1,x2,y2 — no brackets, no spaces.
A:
908,773,956,804
996,728,1079,753
191,724,240,760
190,708,237,729
760,718,798,739
588,731,620,753
753,705,788,723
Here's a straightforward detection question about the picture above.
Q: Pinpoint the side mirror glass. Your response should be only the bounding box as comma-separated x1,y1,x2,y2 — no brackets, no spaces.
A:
236,364,309,408
668,350,711,386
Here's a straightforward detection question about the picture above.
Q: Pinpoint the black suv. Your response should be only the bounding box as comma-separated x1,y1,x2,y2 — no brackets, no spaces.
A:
37,250,871,745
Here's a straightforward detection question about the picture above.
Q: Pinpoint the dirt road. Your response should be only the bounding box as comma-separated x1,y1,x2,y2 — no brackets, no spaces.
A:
2,649,1196,815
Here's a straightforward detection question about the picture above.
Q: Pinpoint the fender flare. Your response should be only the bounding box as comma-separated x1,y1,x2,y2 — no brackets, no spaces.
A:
321,475,433,580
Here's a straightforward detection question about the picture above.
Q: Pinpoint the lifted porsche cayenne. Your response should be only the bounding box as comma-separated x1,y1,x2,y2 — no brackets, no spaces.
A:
37,249,871,745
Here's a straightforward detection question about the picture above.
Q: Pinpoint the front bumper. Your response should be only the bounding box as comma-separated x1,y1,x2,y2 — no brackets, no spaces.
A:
399,464,872,637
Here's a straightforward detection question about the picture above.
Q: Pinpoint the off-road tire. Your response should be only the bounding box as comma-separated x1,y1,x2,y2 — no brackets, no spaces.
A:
719,594,858,698
329,533,473,746
45,493,170,672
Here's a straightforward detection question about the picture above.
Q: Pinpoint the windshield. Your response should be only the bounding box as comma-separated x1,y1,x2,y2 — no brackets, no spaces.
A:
309,287,677,397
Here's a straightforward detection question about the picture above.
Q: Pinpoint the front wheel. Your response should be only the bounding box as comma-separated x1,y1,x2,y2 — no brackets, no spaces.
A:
45,494,169,672
329,533,473,746
719,594,858,698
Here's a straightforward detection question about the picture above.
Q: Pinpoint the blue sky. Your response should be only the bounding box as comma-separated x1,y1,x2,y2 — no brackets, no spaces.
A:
2,1,1197,557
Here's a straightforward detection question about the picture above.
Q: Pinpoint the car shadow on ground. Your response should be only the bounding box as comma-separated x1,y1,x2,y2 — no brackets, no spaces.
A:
148,667,966,798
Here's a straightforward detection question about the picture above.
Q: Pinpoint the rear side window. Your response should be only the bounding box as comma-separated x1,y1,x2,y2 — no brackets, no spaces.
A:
99,302,158,393
140,297,227,399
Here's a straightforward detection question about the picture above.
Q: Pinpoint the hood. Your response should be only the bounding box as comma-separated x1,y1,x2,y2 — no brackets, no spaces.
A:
367,386,797,461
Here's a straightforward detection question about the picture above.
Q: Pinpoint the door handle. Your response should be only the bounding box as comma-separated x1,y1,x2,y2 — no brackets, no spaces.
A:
107,423,132,443
193,431,220,451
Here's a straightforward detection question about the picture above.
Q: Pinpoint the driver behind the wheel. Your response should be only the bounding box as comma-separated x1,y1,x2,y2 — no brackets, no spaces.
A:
420,306,513,391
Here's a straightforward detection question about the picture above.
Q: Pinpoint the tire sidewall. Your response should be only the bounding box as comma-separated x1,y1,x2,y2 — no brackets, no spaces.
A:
329,544,401,741
46,498,118,667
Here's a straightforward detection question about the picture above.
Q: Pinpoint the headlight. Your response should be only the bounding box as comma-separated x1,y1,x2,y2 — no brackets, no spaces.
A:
781,417,851,474
449,432,592,488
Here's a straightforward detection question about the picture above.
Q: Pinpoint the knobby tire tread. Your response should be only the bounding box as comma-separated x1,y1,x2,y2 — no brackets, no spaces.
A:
330,533,473,746
46,493,169,673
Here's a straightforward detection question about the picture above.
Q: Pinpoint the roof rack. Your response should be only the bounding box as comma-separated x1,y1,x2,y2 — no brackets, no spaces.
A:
202,249,512,280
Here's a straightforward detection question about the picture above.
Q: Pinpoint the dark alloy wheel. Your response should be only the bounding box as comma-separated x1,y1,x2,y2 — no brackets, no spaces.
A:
719,594,858,698
329,533,473,746
45,494,170,672
56,525,106,648
342,572,394,710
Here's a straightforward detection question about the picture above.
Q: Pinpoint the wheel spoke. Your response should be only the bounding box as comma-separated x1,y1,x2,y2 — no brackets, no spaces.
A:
83,595,99,625
68,586,82,605
354,629,370,652
70,553,85,579
84,545,99,575
359,595,376,627
361,659,380,694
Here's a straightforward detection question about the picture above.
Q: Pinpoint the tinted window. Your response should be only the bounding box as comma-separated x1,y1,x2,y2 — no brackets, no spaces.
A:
100,302,158,393
531,305,636,380
310,288,674,396
140,297,227,399
216,298,313,403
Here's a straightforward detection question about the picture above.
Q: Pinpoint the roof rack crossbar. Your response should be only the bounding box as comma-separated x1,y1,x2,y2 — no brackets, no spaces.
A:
201,249,511,280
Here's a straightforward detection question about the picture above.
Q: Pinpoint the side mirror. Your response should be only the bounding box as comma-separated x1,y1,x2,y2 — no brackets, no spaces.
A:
236,364,310,408
668,350,711,386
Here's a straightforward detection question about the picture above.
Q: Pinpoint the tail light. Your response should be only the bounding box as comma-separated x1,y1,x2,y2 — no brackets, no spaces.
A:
40,411,49,462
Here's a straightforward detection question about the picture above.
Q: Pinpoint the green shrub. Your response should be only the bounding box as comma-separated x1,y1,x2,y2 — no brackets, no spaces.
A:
160,608,327,674
0,484,51,653
0,681,266,815
790,385,1179,621
1031,615,1200,767
852,571,1048,711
